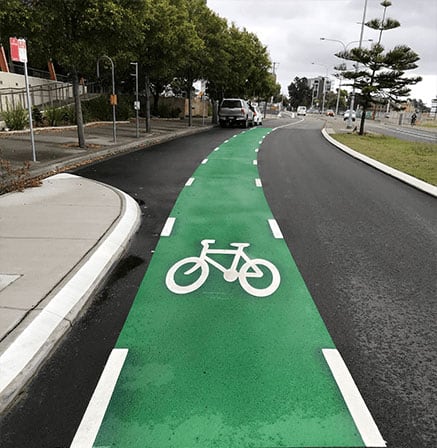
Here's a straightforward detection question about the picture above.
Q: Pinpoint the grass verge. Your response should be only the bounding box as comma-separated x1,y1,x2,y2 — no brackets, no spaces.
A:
332,133,437,186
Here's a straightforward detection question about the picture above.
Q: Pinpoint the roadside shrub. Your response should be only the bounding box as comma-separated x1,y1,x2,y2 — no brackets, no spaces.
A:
44,105,75,126
3,103,28,130
157,102,182,118
32,106,44,127
62,105,75,125
82,95,111,122
81,94,134,122
116,95,135,121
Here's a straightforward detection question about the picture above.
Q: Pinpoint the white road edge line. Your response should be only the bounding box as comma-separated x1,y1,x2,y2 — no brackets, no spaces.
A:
253,160,258,166
268,219,283,239
70,348,128,448
322,349,387,447
201,159,208,164
161,217,176,237
255,178,262,187
185,177,195,186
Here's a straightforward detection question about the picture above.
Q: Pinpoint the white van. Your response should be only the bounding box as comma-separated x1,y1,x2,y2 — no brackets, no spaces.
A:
297,106,307,116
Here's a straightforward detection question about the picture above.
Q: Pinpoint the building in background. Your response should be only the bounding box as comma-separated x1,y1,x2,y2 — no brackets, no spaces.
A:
308,77,331,110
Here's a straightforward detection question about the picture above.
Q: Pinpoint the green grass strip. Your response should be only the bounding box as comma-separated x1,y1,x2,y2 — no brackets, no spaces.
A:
332,133,437,185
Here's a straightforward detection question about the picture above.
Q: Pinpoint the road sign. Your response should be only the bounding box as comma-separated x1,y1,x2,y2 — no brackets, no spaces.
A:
9,37,35,161
9,37,27,63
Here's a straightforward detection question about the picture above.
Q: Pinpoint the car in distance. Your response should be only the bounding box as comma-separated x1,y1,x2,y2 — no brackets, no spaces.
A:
343,110,356,121
252,105,263,126
325,109,335,117
297,106,307,116
219,98,254,128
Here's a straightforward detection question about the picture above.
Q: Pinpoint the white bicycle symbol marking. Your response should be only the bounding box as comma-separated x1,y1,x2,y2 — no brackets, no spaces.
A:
165,239,281,297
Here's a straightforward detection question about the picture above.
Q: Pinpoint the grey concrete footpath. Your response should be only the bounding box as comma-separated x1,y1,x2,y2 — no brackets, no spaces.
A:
0,173,141,413
0,118,214,413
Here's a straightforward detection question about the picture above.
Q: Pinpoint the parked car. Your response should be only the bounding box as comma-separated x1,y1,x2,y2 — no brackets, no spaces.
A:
219,98,254,128
297,106,307,116
325,109,335,117
252,105,263,126
343,110,356,121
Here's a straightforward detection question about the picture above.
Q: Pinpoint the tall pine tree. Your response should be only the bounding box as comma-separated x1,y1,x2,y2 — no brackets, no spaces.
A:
337,0,421,134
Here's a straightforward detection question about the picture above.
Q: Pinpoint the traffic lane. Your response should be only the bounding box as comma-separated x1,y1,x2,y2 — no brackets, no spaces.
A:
365,122,437,143
258,124,437,447
0,127,241,448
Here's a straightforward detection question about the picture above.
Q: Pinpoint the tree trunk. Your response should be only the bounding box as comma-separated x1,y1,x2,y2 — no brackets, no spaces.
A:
359,106,367,135
187,79,193,127
152,93,159,115
72,70,86,148
145,76,151,133
188,91,192,127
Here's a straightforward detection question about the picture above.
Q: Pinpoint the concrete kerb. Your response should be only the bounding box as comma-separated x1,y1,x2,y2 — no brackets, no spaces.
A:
0,174,141,413
321,127,437,198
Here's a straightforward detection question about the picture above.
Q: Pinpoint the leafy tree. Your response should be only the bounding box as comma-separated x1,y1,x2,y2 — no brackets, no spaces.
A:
287,77,312,109
337,0,421,134
409,98,429,113
133,0,197,119
176,0,212,125
0,0,143,147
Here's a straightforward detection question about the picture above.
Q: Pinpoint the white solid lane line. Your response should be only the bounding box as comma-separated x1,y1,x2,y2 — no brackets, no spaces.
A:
322,349,386,447
70,348,128,448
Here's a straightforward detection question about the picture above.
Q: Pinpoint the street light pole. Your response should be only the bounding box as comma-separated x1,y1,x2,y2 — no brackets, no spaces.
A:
130,62,140,138
320,29,372,127
97,55,116,143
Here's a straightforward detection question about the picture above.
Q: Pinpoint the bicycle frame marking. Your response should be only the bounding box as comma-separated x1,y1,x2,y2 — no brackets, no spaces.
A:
165,240,281,297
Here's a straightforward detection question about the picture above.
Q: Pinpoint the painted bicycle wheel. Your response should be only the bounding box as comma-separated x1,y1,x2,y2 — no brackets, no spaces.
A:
239,258,280,297
165,257,209,294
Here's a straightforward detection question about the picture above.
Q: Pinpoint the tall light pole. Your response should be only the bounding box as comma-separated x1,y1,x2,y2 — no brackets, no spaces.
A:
130,62,140,138
320,36,373,127
351,0,369,128
97,55,116,143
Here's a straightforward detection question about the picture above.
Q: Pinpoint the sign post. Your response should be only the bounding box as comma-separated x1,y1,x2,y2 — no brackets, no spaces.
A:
10,37,36,162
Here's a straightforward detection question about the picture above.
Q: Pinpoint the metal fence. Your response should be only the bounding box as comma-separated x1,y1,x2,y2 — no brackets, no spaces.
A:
0,81,100,115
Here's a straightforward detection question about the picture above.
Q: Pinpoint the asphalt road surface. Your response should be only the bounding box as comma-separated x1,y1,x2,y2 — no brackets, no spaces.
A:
1,116,436,447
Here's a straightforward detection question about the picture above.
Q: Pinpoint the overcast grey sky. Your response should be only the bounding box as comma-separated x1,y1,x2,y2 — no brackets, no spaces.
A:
208,0,437,106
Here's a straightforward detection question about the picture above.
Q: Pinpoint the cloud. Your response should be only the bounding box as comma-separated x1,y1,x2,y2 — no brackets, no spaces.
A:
208,0,437,105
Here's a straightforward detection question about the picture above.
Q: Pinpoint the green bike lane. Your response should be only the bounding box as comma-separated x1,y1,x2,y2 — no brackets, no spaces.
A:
72,127,385,447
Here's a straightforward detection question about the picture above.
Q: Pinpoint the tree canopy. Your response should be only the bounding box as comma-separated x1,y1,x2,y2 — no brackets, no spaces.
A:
287,77,312,109
0,0,276,101
0,0,278,143
336,0,421,134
